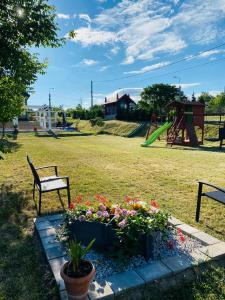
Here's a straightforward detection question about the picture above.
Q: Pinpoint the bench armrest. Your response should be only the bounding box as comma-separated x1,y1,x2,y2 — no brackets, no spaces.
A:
199,181,225,193
41,176,69,184
36,165,58,176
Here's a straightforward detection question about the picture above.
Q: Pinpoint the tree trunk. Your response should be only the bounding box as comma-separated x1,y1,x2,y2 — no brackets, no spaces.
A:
2,123,5,138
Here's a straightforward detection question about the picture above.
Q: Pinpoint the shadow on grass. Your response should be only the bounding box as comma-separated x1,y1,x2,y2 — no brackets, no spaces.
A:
143,259,225,300
0,138,21,159
148,144,225,153
0,184,59,300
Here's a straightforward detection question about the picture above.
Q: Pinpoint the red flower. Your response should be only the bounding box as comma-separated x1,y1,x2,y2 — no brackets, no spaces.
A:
180,235,185,242
124,196,132,203
75,195,83,203
167,240,174,250
177,228,182,234
150,200,159,208
85,200,91,206
69,203,75,210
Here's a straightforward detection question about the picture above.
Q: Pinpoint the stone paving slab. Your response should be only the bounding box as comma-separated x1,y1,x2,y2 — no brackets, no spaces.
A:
106,270,144,295
35,220,52,231
89,280,114,300
46,245,66,260
161,254,192,273
189,249,209,264
168,216,184,226
41,235,61,250
49,256,68,291
39,227,56,238
192,231,220,246
136,261,172,283
175,224,199,235
199,242,225,259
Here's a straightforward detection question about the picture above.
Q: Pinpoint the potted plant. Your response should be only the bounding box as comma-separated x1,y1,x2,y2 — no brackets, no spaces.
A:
60,239,95,300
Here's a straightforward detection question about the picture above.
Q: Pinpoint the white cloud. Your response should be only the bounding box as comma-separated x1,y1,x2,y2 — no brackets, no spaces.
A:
79,14,91,23
106,88,143,103
67,0,225,65
68,27,117,46
124,61,170,75
99,65,109,71
82,59,98,66
198,49,225,58
57,13,70,19
172,83,201,89
111,46,120,55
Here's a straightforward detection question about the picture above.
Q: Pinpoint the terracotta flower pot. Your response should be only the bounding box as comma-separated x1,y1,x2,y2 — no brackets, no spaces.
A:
60,260,95,300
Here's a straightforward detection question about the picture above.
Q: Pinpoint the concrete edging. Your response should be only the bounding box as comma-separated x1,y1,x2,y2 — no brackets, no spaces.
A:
34,214,225,300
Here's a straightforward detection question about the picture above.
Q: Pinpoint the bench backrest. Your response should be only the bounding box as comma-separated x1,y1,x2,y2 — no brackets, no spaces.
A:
27,156,41,186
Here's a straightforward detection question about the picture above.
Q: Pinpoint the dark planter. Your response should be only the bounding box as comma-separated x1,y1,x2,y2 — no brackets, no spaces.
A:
68,220,158,260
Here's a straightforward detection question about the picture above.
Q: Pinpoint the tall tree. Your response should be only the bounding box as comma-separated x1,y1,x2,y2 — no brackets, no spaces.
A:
209,93,225,114
0,77,25,136
198,92,214,105
0,0,64,131
140,83,186,114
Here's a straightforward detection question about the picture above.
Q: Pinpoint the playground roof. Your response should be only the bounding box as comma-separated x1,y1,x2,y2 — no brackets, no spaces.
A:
167,100,205,108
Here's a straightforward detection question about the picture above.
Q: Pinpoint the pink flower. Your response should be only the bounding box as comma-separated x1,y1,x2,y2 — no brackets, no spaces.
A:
115,208,122,215
127,210,137,216
86,210,93,217
150,200,159,208
99,204,106,211
114,214,120,219
122,209,128,216
78,215,86,221
103,211,109,218
97,211,103,217
118,219,127,228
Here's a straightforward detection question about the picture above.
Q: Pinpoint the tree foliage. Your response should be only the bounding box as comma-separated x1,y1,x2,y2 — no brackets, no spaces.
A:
0,77,25,136
0,0,63,132
208,93,225,113
197,92,214,105
140,83,186,114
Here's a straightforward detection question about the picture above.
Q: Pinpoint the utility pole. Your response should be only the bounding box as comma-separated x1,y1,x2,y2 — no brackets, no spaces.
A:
91,80,93,108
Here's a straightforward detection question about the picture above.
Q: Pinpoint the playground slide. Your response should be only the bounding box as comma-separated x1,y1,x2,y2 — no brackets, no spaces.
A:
141,122,172,147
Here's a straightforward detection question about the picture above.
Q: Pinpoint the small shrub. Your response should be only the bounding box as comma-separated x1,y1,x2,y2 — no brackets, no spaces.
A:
89,117,105,127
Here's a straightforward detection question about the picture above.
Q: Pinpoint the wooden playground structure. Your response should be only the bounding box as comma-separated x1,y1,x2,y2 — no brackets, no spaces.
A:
144,101,205,147
166,101,205,147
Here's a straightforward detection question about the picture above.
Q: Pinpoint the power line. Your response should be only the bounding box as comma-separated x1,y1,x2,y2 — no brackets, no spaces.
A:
94,42,225,83
94,56,225,95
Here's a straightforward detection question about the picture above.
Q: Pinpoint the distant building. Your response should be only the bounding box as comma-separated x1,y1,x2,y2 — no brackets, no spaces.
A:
104,93,136,120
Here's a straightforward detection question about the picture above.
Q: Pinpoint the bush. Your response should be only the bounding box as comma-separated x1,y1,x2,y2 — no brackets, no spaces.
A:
89,117,105,127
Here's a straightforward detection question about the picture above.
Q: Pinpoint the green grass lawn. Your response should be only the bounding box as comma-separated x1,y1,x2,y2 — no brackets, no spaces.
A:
0,133,225,299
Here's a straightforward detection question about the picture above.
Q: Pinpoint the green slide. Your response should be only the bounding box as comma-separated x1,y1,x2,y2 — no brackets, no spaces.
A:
141,121,172,147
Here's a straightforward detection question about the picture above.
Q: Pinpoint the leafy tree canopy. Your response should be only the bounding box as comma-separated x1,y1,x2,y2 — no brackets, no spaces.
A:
0,77,26,136
209,93,225,113
140,83,186,114
0,0,63,87
198,92,215,104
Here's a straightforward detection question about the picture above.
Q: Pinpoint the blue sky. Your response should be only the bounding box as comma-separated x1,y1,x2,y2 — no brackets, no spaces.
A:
29,0,225,108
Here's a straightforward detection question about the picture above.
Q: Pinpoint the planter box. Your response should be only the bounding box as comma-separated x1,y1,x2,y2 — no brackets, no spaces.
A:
67,220,158,260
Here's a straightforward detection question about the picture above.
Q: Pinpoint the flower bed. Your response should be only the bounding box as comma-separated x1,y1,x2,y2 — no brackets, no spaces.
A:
64,195,169,260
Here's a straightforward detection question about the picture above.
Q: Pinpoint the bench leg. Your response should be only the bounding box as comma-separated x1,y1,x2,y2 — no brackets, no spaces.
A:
38,192,42,215
196,183,203,222
67,186,71,208
33,180,35,199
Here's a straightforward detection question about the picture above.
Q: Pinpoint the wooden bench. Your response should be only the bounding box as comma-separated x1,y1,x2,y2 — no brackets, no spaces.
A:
27,156,71,215
196,181,225,222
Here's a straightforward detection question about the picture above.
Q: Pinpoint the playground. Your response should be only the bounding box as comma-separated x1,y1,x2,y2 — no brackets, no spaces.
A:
0,131,225,299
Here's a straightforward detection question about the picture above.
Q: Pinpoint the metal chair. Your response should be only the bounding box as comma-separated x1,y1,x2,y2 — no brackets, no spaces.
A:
27,156,71,215
196,181,225,222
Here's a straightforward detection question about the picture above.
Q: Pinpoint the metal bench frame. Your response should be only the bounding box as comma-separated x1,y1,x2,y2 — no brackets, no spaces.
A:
196,181,225,222
27,156,71,215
